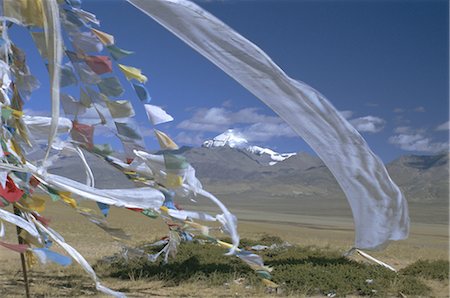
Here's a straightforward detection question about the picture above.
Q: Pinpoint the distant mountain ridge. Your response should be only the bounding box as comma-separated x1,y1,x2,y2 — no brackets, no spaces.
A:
182,146,449,204
48,144,449,205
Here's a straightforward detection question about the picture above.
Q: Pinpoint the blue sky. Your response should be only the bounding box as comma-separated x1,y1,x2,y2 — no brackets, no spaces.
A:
13,0,449,162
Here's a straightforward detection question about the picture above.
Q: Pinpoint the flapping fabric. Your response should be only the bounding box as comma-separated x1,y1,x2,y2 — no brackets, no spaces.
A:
106,100,135,119
118,64,148,83
106,45,134,60
127,0,409,250
132,82,151,103
144,104,173,125
42,173,165,209
71,31,103,53
30,32,48,59
32,219,125,298
91,28,115,46
0,208,39,238
154,129,179,150
23,115,72,137
3,0,44,26
0,0,276,294
85,55,112,75
41,0,63,163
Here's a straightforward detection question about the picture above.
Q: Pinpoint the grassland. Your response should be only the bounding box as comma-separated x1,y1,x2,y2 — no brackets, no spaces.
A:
0,195,448,297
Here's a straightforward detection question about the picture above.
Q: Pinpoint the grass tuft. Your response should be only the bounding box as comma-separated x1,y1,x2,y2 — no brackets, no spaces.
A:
96,236,448,297
400,259,449,281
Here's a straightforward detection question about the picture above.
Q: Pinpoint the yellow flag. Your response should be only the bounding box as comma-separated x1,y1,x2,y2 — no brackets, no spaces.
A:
118,64,148,83
166,173,183,188
60,192,77,209
25,250,38,269
3,0,44,27
91,28,115,46
25,195,46,213
154,129,179,150
20,230,43,247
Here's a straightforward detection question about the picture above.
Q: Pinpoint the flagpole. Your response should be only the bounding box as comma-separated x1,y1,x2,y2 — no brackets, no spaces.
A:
13,205,30,298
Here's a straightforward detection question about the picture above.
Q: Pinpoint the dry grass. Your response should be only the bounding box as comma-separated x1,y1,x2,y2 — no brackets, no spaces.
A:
0,196,448,297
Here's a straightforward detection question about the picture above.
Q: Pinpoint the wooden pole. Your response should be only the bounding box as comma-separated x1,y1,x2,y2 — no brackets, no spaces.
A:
13,205,30,298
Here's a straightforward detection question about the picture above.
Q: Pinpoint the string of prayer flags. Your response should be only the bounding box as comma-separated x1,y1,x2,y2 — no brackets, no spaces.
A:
163,153,188,171
0,1,279,295
106,45,134,60
106,100,135,119
71,121,94,150
0,240,28,253
59,192,78,209
32,248,72,266
144,104,173,125
97,77,124,97
154,129,179,150
65,0,82,8
91,28,115,46
23,196,46,213
132,82,151,103
19,230,43,248
72,7,100,26
118,64,148,83
85,56,112,75
66,50,84,63
60,63,78,87
72,31,103,53
3,0,44,27
97,202,110,217
73,62,101,85
166,174,183,188
30,32,48,59
62,8,86,29
79,88,92,107
0,176,24,203
14,74,40,100
115,121,143,141
61,94,86,116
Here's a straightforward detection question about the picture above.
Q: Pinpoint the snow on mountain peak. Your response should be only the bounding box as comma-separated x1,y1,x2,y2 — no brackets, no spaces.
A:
202,130,296,165
202,129,249,148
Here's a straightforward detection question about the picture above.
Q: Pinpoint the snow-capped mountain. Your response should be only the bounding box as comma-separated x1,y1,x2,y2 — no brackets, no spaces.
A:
202,129,296,165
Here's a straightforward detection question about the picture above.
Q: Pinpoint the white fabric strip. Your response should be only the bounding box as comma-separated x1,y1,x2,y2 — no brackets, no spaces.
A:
0,161,164,210
32,217,126,298
196,188,239,254
0,208,39,238
73,145,95,187
144,104,174,125
39,173,165,209
127,0,409,250
41,0,63,163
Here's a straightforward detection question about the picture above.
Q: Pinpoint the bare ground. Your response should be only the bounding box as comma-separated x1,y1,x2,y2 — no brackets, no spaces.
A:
0,197,448,297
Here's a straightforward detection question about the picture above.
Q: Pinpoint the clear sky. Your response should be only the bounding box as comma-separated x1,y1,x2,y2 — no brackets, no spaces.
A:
12,0,449,162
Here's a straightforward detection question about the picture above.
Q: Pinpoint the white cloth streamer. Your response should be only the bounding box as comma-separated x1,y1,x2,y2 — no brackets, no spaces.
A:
127,0,409,250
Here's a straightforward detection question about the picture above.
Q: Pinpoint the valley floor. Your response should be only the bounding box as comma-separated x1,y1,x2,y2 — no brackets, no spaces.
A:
0,197,448,297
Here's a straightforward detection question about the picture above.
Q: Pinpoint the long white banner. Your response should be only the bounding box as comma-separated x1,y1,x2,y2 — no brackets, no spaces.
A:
127,0,409,250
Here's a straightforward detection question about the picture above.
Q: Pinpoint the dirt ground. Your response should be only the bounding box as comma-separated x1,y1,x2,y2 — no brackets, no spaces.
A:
0,198,448,297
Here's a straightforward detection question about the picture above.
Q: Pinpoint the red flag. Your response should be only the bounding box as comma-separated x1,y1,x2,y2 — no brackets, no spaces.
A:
0,241,28,253
29,175,40,188
126,207,143,212
85,55,112,74
0,176,24,203
32,212,51,227
71,121,94,150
